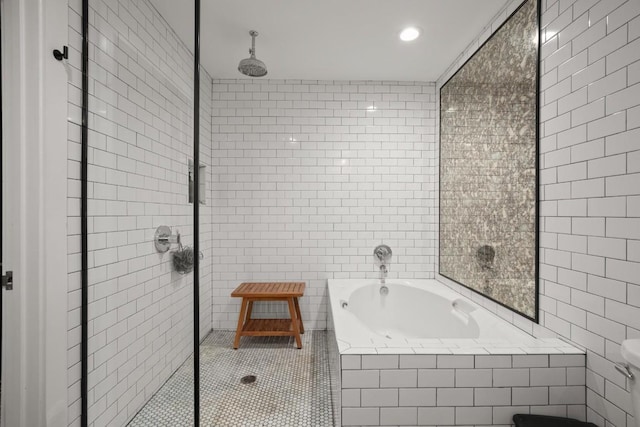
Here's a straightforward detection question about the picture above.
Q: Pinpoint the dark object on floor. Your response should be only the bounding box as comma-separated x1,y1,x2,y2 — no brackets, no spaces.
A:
240,375,256,384
513,414,598,427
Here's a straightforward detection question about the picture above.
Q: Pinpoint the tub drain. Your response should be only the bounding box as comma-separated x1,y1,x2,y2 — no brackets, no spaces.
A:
240,375,257,384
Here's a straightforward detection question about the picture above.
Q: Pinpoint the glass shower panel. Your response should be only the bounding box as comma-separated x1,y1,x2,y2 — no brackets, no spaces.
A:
86,0,195,425
197,60,213,420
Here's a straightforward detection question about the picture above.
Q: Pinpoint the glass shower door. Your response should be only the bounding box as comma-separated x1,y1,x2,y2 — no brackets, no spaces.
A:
84,0,196,424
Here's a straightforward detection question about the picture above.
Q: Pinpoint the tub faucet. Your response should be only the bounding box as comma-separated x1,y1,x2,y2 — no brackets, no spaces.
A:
379,264,388,284
374,244,392,285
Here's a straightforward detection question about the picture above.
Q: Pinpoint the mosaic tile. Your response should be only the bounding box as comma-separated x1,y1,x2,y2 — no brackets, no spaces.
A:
128,330,334,426
439,0,539,319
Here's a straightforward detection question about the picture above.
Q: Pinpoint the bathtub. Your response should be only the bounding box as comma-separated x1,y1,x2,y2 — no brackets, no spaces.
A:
327,279,586,427
328,279,579,354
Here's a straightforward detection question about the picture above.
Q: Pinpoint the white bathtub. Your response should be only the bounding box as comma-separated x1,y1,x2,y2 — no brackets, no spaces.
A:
328,279,579,354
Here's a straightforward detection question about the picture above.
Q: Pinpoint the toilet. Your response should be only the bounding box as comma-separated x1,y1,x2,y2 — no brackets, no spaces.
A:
622,339,640,427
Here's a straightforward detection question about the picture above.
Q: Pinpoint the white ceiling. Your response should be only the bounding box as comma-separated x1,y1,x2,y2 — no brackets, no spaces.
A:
150,0,509,81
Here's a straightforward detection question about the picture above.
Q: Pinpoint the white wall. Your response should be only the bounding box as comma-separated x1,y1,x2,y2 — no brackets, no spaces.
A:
437,0,640,425
2,0,69,426
66,0,212,426
210,79,437,330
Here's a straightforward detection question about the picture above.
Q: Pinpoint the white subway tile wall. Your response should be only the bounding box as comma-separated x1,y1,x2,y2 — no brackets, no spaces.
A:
341,354,586,426
211,79,437,330
67,1,213,426
437,0,640,426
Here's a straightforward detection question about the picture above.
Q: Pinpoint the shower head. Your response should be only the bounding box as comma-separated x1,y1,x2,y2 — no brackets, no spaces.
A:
238,30,267,77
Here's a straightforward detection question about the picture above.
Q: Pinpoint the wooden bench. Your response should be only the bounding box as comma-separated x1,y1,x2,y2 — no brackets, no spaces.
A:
231,282,305,349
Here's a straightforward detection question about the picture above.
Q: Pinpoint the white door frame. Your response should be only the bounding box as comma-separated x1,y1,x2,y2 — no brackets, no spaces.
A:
2,0,68,426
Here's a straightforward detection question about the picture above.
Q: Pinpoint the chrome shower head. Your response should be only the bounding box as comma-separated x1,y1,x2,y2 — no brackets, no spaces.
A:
238,30,267,77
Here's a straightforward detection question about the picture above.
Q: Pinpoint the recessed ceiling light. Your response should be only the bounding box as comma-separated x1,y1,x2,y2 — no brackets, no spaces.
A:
400,27,420,42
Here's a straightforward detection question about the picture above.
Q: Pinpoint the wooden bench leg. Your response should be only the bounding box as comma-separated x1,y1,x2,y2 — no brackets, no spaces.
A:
247,300,254,319
294,297,304,334
287,297,302,349
233,298,249,349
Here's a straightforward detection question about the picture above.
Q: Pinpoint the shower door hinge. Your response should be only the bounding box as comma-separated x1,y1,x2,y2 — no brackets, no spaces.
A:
1,271,13,290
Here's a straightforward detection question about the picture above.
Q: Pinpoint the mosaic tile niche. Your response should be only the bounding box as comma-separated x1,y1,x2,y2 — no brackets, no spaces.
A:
439,0,538,319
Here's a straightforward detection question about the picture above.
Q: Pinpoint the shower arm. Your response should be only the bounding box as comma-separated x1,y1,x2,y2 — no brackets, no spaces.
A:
250,31,257,57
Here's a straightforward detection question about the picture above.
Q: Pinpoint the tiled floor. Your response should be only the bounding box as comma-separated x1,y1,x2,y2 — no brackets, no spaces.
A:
128,330,334,427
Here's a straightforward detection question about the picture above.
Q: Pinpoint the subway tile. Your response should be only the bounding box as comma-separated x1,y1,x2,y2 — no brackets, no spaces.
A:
606,259,640,286
571,139,605,162
380,369,417,388
550,385,586,404
361,388,398,407
587,236,626,259
437,355,474,369
587,276,627,308
418,369,455,388
571,178,604,198
493,368,530,387
588,26,627,65
474,387,512,406
557,125,587,148
380,407,417,425
605,173,640,197
588,68,627,104
546,43,573,72
605,128,640,155
571,98,604,126
362,355,399,370
549,354,586,367
399,388,436,407
557,162,587,182
513,355,550,368
587,154,626,178
571,253,605,275
572,59,606,91
606,82,640,115
587,313,626,344
437,388,473,406
531,367,568,386
557,301,587,328
342,407,380,426
455,369,492,387
512,387,550,405
399,355,436,369
455,406,493,425
607,37,640,74
571,289,605,316
606,218,640,239
587,196,626,217
342,355,362,370
586,111,626,140
418,407,455,426
342,389,361,407
558,49,588,81
474,355,512,369
343,370,380,389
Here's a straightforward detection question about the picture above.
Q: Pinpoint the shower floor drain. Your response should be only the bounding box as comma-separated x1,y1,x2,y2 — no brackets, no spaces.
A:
240,375,257,384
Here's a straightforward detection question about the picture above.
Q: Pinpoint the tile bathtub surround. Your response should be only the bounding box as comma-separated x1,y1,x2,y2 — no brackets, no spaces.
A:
437,0,640,426
211,79,437,330
328,304,343,427
339,353,586,426
66,1,213,426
